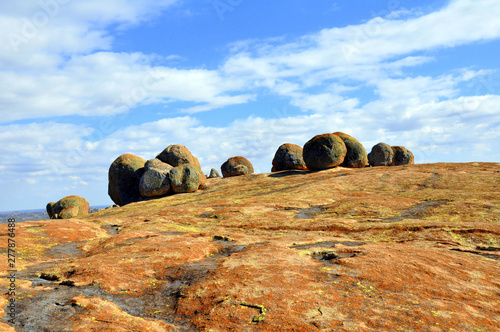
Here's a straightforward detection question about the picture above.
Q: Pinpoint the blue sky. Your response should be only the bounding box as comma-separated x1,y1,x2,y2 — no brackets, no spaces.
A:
1,0,500,211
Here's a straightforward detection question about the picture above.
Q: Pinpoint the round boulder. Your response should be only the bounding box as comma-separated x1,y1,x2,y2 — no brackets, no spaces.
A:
46,195,89,219
169,165,202,193
208,168,221,178
392,146,415,166
221,156,254,178
139,159,173,198
334,132,368,168
156,145,205,184
368,143,394,166
303,133,347,170
271,143,307,172
108,154,146,206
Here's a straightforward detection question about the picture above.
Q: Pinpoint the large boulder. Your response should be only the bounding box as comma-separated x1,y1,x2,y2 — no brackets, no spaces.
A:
368,143,394,167
169,165,202,193
271,143,307,172
303,133,347,170
221,156,254,178
46,195,89,219
334,132,368,168
108,154,146,206
157,145,205,184
392,146,415,166
139,159,173,198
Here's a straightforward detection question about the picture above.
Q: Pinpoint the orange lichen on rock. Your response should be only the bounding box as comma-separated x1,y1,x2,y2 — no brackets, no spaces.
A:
1,162,499,331
69,295,175,331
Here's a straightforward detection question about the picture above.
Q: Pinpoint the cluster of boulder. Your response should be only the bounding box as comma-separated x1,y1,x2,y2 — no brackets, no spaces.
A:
46,195,89,219
107,143,259,206
368,143,414,166
46,136,414,216
108,145,205,206
271,132,413,172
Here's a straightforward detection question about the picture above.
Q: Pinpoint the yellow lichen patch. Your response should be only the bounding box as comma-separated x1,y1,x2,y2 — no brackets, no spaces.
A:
70,296,175,331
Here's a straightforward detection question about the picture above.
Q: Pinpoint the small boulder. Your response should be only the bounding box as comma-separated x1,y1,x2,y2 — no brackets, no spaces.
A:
221,156,254,178
139,160,173,198
144,158,172,171
108,154,146,206
368,143,394,167
392,146,415,166
271,143,307,172
334,132,368,168
208,168,221,178
157,145,205,184
368,142,394,166
46,195,89,219
303,133,347,170
169,165,202,193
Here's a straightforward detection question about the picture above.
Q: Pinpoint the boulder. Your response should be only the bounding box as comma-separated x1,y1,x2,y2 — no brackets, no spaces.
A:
108,154,146,206
145,158,172,171
271,143,307,172
208,168,221,178
368,143,394,167
157,145,205,184
221,156,254,178
139,160,173,198
334,132,368,168
303,133,347,170
46,195,89,219
169,165,202,193
392,146,415,166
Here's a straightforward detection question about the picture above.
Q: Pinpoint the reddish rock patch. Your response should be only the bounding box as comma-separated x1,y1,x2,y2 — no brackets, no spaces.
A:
2,163,500,331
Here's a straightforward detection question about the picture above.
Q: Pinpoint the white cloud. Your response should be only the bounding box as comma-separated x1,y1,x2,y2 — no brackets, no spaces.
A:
0,52,254,122
0,0,254,122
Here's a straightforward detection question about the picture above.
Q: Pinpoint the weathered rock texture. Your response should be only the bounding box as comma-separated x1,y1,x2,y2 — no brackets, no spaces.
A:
392,146,415,166
368,142,394,166
3,163,500,331
208,168,221,178
271,143,307,172
169,164,202,193
139,159,173,198
157,144,205,184
46,195,89,219
108,154,146,206
334,132,368,168
303,133,347,170
221,156,254,177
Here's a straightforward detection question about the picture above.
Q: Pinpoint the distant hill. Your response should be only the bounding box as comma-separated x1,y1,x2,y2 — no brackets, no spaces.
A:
0,206,108,223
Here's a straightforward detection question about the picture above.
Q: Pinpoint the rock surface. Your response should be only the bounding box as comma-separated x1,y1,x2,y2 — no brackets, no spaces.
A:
46,195,89,219
156,144,205,184
208,168,221,178
368,142,394,166
139,160,173,198
271,143,307,172
334,132,368,168
221,156,254,177
3,163,500,331
303,133,347,170
392,146,415,166
169,164,202,193
108,154,146,206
